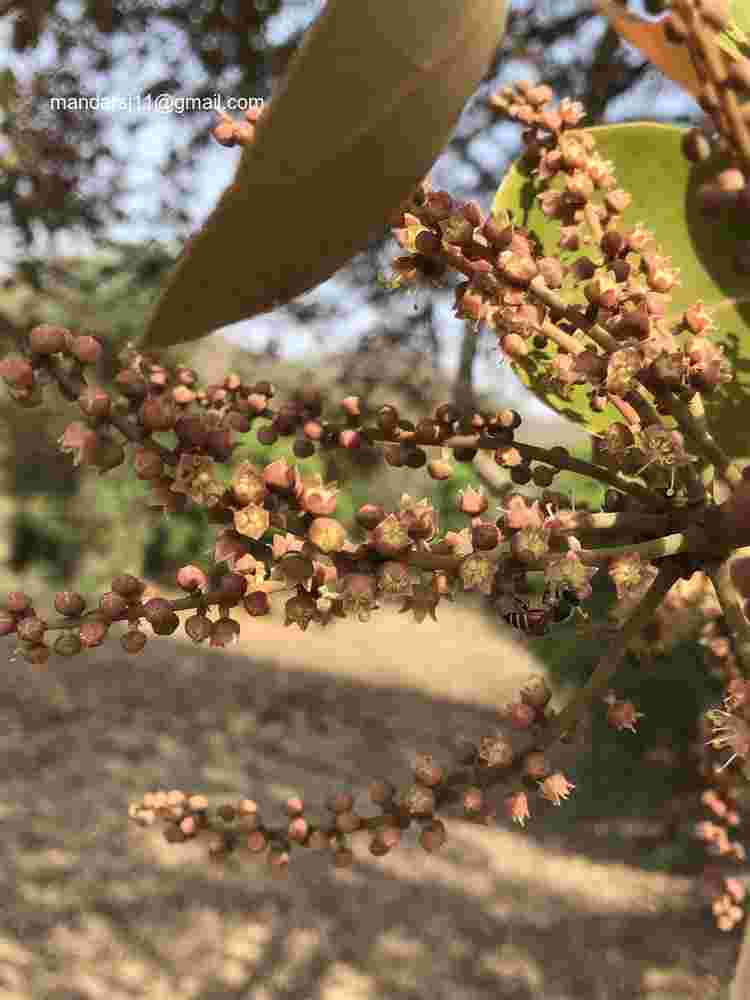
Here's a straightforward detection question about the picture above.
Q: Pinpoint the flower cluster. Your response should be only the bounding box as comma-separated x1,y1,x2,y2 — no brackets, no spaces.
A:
2,25,750,943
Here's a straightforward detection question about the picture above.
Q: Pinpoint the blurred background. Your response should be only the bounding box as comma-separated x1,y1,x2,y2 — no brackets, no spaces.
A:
0,1,743,997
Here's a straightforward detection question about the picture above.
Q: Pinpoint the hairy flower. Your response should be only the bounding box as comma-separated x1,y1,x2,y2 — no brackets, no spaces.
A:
498,494,544,530
608,552,659,602
370,513,412,558
172,453,225,509
539,772,576,806
606,347,643,396
511,526,551,563
458,553,496,595
398,581,440,623
705,709,750,770
545,543,598,600
503,791,531,828
58,422,101,468
377,561,414,598
234,503,271,541
604,693,645,733
231,460,267,505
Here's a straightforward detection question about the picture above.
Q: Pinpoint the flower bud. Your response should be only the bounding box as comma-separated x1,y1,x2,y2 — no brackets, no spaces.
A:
79,618,109,647
477,733,514,768
211,616,241,647
243,591,271,617
399,783,435,817
523,751,549,780
121,629,147,654
139,395,176,432
501,333,529,359
457,485,488,516
503,790,530,827
263,459,296,493
134,447,164,480
521,674,552,708
0,614,16,636
3,591,31,615
427,459,453,480
17,616,46,643
176,565,208,592
472,521,500,550
682,128,712,163
212,117,237,147
506,701,536,730
54,591,86,617
29,324,68,355
112,574,145,600
71,335,102,365
0,355,34,388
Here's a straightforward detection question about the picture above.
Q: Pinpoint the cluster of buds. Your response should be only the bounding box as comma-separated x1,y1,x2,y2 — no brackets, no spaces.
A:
665,0,750,278
391,81,735,462
126,670,572,872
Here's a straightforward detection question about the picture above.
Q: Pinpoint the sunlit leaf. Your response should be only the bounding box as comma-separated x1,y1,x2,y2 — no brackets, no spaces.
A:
142,0,507,351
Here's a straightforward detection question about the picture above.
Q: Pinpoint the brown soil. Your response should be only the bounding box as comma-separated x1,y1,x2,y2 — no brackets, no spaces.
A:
0,590,740,999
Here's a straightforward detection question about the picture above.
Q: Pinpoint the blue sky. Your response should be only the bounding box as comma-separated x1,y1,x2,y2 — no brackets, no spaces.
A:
0,0,700,417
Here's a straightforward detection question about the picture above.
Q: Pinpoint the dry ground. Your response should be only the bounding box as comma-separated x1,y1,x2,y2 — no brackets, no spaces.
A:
0,590,742,999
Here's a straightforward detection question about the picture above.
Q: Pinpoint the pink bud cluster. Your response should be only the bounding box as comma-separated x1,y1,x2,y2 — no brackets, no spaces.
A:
127,669,572,871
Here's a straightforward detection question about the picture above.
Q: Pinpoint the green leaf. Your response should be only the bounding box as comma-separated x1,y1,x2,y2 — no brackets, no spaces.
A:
492,121,750,457
142,0,507,351
719,2,750,60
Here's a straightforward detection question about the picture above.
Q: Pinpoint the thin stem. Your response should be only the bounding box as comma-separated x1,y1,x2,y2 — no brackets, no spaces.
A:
655,389,743,489
574,533,692,564
510,440,668,509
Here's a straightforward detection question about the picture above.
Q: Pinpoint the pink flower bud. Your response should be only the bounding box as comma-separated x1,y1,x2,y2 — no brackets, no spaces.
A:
139,395,175,432
0,356,34,388
29,324,68,355
263,459,296,493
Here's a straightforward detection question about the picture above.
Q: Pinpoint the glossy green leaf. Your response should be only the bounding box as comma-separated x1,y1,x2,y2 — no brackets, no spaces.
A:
141,0,507,351
492,121,750,456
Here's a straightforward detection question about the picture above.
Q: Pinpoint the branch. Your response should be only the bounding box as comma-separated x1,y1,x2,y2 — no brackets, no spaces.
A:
708,547,750,676
654,389,743,490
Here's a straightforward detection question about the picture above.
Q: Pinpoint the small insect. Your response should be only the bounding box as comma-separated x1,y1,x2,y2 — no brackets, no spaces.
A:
502,587,580,636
